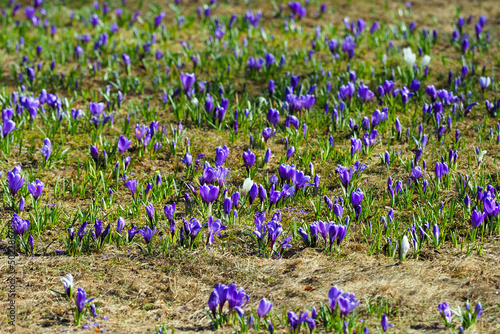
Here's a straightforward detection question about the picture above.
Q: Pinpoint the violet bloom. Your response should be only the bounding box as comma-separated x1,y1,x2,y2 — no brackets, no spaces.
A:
140,226,156,244
7,165,25,197
2,119,16,137
122,53,130,66
411,166,423,182
338,292,360,317
145,202,155,223
214,145,229,167
11,214,30,235
179,152,192,168
227,283,249,316
381,313,394,332
116,217,125,233
125,179,137,196
351,188,364,207
258,298,273,318
342,35,356,59
208,290,219,317
28,179,44,200
180,72,196,96
118,135,131,154
199,184,219,204
287,311,307,331
267,108,279,126
75,287,94,314
470,210,486,228
357,83,374,103
242,150,256,169
438,302,453,326
287,146,295,161
262,127,276,142
206,216,226,245
288,1,307,19
350,138,362,157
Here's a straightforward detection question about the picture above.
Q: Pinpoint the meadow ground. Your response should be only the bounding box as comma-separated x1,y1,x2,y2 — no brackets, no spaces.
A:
1,0,500,333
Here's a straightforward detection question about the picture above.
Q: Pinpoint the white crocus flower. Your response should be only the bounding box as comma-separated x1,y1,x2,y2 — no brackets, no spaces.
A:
61,274,74,297
421,55,431,68
399,235,410,261
402,47,416,68
242,178,254,194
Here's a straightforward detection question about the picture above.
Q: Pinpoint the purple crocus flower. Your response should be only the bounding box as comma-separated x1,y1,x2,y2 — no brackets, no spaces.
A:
28,178,44,200
122,53,130,66
242,150,256,169
11,214,29,235
338,292,360,317
75,287,94,314
470,210,486,228
116,217,125,233
381,313,394,332
227,283,249,316
287,146,295,161
262,127,276,142
438,302,453,325
145,202,155,223
199,184,219,204
350,138,362,157
182,152,193,167
351,188,364,207
357,83,374,103
140,226,156,244
208,290,219,317
206,216,226,245
267,108,279,126
258,298,273,318
118,135,131,154
7,165,25,197
215,145,229,167
180,72,196,96
125,179,137,196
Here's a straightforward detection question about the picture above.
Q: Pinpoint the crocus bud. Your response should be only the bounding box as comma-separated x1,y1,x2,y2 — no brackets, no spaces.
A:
399,235,410,261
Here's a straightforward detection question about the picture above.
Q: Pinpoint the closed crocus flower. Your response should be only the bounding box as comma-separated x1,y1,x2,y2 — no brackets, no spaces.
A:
258,298,273,318
119,53,131,68
208,290,219,317
7,165,25,197
116,217,125,233
182,152,193,167
248,184,258,204
242,150,256,169
61,274,74,298
470,210,486,228
268,79,275,95
350,188,364,207
399,235,410,261
140,226,156,244
125,179,137,196
214,145,229,166
199,184,219,204
180,72,196,95
267,108,279,126
242,178,254,194
118,135,131,154
223,197,232,215
381,313,394,332
264,149,272,164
